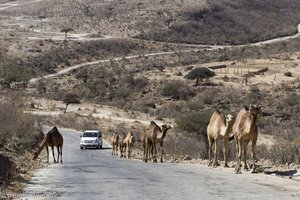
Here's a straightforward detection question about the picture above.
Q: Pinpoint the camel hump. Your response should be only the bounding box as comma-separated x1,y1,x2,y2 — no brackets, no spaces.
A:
150,120,156,125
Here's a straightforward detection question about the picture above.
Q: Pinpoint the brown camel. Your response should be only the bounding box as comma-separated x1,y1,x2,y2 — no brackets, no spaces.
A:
111,133,119,156
119,132,126,158
144,121,172,163
123,131,135,159
207,110,234,168
33,127,63,163
233,104,261,174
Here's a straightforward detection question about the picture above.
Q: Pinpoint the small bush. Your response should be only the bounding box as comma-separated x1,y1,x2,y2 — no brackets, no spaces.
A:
161,80,194,100
175,111,212,134
0,102,39,154
1,64,32,87
284,93,300,106
267,138,300,164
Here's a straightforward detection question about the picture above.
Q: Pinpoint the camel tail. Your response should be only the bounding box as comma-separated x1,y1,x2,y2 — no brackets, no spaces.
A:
33,131,49,160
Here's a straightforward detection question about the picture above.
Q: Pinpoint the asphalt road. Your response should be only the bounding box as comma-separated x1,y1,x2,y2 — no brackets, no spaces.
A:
16,128,300,200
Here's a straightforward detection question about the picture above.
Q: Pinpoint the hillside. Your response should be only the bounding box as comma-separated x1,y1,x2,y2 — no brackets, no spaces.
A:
4,0,300,45
137,0,300,44
0,0,299,197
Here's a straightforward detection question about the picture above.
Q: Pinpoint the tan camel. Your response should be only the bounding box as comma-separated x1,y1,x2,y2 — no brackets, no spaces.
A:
123,131,135,159
233,104,261,174
119,132,126,158
111,133,119,156
144,121,172,163
33,127,63,163
207,110,234,168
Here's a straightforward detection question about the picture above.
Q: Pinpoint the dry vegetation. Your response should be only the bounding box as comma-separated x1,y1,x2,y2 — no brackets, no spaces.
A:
0,0,300,196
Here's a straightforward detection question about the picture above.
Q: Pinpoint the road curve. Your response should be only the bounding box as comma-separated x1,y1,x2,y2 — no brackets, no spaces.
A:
16,127,300,200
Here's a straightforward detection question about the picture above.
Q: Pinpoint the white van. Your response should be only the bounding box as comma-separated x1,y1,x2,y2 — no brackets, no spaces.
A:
80,130,103,149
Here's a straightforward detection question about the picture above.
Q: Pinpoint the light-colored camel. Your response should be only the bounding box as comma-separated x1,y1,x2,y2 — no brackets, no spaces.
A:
111,133,119,156
119,132,126,158
233,104,261,174
144,121,172,163
123,131,135,159
207,110,234,168
33,127,63,163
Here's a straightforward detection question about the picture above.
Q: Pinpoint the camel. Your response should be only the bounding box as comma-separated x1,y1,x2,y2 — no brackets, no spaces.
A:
33,127,63,163
123,131,135,159
207,110,234,168
119,132,126,158
233,104,261,174
111,133,119,156
144,121,172,163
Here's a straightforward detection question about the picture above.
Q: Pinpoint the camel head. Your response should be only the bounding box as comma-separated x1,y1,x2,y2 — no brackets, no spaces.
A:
249,104,262,116
162,124,172,132
225,114,234,126
156,124,172,140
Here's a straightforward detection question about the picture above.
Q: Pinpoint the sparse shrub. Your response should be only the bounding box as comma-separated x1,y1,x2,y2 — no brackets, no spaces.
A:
175,111,212,134
1,64,31,87
155,102,182,118
0,102,39,154
284,93,300,106
164,133,208,160
268,138,300,164
245,85,262,104
197,88,220,105
222,75,230,82
184,100,205,111
114,88,131,99
63,93,80,113
284,71,293,77
86,80,107,97
75,68,89,83
161,80,194,100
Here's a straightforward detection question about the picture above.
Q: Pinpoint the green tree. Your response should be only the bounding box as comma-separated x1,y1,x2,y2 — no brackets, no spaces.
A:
61,28,75,39
184,67,216,86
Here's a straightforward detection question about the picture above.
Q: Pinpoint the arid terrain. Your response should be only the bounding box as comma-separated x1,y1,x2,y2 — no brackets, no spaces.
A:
0,0,300,199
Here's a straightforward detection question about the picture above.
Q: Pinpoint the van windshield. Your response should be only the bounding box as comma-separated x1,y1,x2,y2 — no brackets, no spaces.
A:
83,132,99,137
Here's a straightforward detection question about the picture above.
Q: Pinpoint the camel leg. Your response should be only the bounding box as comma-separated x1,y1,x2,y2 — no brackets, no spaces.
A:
150,144,153,161
145,143,149,163
143,143,147,162
127,145,130,159
235,139,242,174
60,146,63,163
153,143,157,163
213,139,218,167
116,145,119,157
149,143,154,162
223,138,229,167
46,145,49,163
243,140,250,171
120,146,123,158
51,146,56,163
251,139,257,173
160,142,164,163
57,146,60,164
208,137,213,166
